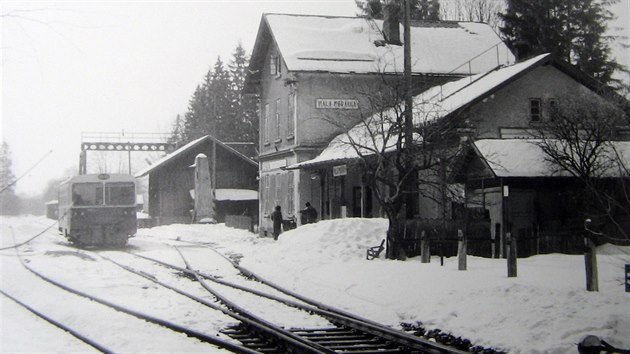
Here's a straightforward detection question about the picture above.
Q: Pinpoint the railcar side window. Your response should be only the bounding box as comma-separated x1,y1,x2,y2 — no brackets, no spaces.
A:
72,183,103,206
106,183,135,205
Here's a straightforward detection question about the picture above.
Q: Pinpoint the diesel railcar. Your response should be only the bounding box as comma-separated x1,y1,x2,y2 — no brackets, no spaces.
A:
58,174,137,247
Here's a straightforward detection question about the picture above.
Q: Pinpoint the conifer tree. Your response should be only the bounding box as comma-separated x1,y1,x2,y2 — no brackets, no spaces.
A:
207,57,235,141
182,84,210,141
229,43,259,146
500,0,623,86
168,114,185,145
174,44,258,148
0,142,21,215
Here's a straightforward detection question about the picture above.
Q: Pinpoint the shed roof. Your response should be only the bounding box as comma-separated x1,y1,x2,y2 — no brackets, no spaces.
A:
472,139,630,178
135,135,257,178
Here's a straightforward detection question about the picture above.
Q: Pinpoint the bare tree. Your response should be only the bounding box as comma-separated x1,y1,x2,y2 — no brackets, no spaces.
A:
319,74,463,259
439,0,506,30
534,92,629,242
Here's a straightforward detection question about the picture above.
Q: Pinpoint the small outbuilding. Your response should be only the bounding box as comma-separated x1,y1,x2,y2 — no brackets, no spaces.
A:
135,135,258,226
45,200,58,220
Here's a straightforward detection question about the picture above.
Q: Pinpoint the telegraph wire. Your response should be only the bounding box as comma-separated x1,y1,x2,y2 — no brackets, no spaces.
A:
0,149,52,194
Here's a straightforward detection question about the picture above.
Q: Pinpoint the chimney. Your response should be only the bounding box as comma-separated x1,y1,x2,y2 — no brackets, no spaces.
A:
382,3,402,45
513,40,531,61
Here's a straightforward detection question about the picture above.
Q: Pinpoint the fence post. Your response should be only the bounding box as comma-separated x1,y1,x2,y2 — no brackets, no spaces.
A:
507,232,517,277
584,235,599,292
458,229,467,271
493,223,501,259
421,230,430,263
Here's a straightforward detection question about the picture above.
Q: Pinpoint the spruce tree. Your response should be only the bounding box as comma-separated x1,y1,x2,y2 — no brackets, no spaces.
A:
183,84,210,141
177,44,258,147
0,142,21,215
229,43,259,147
500,0,623,86
206,57,235,141
168,114,185,145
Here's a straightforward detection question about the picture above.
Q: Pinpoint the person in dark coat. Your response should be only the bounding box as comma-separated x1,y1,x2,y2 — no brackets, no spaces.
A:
299,202,318,224
270,205,283,240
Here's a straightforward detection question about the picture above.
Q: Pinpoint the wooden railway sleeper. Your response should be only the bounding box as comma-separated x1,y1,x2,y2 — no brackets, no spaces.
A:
310,338,382,346
307,335,373,342
326,342,393,350
338,349,408,354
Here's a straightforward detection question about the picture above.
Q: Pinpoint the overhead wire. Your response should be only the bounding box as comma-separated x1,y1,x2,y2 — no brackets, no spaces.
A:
0,149,53,194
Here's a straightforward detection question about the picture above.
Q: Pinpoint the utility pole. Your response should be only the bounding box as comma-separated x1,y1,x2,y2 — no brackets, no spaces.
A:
403,0,415,219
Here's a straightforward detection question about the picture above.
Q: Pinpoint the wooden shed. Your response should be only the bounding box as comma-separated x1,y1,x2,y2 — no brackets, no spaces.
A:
135,135,258,226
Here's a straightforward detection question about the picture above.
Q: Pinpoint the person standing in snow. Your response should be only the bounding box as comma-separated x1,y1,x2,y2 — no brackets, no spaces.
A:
270,205,283,240
299,202,318,224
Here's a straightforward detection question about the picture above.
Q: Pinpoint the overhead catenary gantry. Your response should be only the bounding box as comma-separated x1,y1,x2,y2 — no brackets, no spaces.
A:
79,131,176,175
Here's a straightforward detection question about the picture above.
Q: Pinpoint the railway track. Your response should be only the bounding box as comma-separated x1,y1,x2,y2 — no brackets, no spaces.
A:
4,225,472,354
1,226,256,353
108,237,470,354
0,287,112,353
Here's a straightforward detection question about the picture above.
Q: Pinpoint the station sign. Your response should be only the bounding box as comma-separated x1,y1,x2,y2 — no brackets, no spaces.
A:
333,164,347,176
316,99,359,110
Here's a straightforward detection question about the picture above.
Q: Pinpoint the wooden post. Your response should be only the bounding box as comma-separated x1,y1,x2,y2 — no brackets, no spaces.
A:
507,232,517,277
584,236,599,292
457,229,467,271
493,223,500,259
420,230,430,263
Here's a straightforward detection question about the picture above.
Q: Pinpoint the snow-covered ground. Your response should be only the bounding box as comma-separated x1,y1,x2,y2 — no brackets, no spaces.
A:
1,215,628,353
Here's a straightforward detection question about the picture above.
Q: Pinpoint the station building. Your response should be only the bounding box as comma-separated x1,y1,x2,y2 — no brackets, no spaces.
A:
290,53,630,256
243,13,515,234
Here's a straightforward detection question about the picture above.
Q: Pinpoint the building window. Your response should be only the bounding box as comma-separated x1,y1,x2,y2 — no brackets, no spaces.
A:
269,55,276,75
529,98,541,122
263,103,270,144
287,172,294,215
274,174,281,207
269,54,281,77
275,98,281,140
548,98,558,120
288,92,295,139
263,175,270,215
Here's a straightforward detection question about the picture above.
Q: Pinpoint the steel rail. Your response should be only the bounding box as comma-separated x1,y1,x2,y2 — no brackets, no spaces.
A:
13,251,258,354
102,252,334,353
178,240,468,354
0,288,113,353
127,241,468,354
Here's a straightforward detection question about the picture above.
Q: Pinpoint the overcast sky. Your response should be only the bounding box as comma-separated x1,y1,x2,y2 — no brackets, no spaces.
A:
1,0,628,197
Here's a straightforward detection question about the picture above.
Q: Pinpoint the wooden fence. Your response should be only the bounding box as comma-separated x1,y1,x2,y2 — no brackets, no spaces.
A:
225,215,253,231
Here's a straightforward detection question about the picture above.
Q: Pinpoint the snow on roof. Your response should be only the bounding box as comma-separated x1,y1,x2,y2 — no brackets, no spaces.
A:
413,53,551,123
215,189,258,201
135,135,256,178
264,14,515,75
474,139,630,178
189,188,258,201
135,135,206,177
289,55,550,169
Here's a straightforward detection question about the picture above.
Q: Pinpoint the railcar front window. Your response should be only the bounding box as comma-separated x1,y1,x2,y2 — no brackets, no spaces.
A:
106,183,135,205
72,183,103,206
